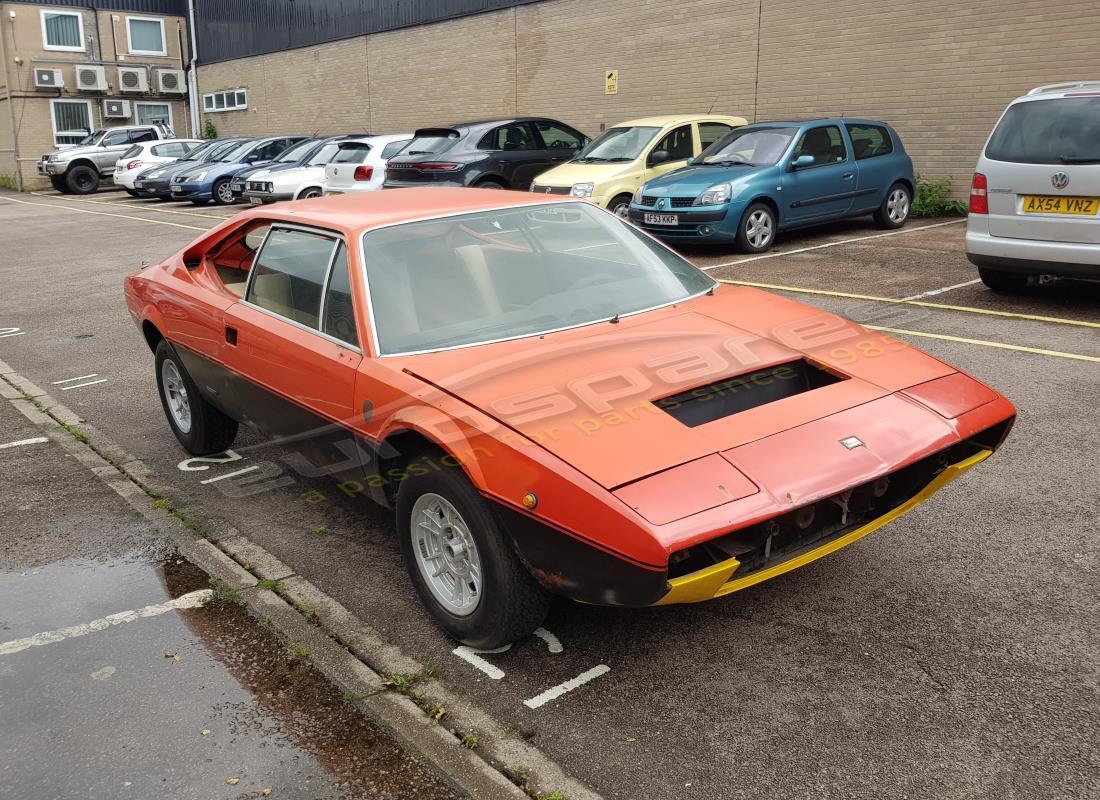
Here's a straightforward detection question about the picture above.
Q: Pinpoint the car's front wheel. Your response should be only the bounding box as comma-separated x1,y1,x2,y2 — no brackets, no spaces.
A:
608,193,633,219
211,178,235,205
978,266,1030,292
736,202,777,253
155,340,238,455
124,188,139,198
49,175,70,193
65,165,100,195
397,460,550,648
297,186,323,200
874,183,912,229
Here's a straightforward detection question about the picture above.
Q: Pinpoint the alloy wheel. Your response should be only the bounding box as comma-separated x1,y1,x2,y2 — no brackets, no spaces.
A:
217,182,234,203
161,359,192,434
745,209,774,249
410,492,482,616
887,188,910,223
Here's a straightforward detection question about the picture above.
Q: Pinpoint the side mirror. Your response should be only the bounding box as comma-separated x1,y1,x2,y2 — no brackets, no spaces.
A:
686,156,696,166
791,154,815,169
648,149,670,166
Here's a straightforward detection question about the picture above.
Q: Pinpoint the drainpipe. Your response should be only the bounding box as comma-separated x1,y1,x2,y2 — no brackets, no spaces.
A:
186,0,199,137
0,10,23,191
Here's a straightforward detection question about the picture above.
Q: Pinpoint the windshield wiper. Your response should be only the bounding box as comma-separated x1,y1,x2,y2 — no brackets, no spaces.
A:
1059,154,1100,164
705,159,755,167
575,157,609,163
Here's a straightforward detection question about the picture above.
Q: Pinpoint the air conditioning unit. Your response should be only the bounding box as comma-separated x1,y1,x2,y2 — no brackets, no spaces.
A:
34,68,65,90
117,67,149,93
155,69,186,94
103,99,132,119
76,64,108,92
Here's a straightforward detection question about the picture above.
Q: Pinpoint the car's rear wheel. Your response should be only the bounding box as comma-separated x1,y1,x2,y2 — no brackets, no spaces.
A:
874,183,911,229
212,178,235,205
65,165,99,195
609,193,633,219
736,202,777,253
297,186,323,200
49,175,70,193
155,340,238,455
978,266,1030,292
397,461,550,648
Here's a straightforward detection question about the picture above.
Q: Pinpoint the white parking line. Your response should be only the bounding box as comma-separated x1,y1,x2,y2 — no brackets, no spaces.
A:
700,218,967,271
533,627,563,654
199,465,259,484
0,328,26,338
452,644,512,680
0,589,213,656
53,373,99,385
59,378,108,391
901,278,982,301
523,664,611,709
0,437,49,450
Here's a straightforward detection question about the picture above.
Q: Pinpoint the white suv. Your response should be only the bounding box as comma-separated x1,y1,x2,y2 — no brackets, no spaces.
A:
966,82,1100,291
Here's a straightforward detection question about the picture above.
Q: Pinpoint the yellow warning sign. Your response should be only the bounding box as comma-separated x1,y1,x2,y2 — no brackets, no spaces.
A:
605,69,618,95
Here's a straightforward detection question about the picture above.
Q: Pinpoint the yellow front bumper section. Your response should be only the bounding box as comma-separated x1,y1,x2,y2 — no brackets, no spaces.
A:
655,449,993,605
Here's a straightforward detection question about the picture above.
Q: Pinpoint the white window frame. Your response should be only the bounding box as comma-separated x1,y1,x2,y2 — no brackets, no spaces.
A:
134,101,173,129
49,98,94,147
40,9,85,52
126,15,167,57
202,89,248,113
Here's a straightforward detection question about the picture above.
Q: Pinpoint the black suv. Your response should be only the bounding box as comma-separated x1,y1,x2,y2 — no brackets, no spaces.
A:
383,117,588,191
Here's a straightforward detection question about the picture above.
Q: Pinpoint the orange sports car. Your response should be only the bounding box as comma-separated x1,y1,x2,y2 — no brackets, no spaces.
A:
124,189,1015,647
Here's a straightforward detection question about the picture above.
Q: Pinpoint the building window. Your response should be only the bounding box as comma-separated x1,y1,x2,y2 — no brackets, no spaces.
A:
135,102,172,128
50,99,93,146
41,10,84,52
203,89,248,113
126,16,167,56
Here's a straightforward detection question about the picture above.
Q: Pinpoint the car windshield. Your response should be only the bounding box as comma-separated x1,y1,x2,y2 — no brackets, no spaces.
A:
217,141,255,162
985,97,1100,164
697,127,797,166
404,129,461,156
574,127,660,162
307,142,343,166
361,202,715,355
275,139,317,163
201,140,242,161
72,130,105,146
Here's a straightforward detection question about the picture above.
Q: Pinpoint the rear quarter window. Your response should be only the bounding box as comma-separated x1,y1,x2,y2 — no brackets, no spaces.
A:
246,228,339,328
985,97,1100,164
845,124,893,160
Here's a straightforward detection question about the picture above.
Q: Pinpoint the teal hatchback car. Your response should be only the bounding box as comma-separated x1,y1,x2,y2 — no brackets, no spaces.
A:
628,118,914,252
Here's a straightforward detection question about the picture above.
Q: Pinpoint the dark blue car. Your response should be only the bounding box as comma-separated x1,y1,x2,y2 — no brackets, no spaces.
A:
169,135,308,205
629,118,914,252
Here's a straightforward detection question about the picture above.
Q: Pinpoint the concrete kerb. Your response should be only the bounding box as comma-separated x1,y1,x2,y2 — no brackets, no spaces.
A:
0,368,600,800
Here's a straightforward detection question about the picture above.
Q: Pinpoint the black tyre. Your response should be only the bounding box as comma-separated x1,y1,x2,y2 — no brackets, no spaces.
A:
297,186,323,200
49,175,70,193
608,193,633,219
735,202,777,253
475,178,506,190
154,340,238,455
65,165,99,195
397,461,550,648
124,188,139,198
211,178,235,205
978,266,1030,292
873,182,912,229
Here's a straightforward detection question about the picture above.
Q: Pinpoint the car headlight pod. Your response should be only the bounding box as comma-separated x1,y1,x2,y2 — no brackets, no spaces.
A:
570,182,594,198
694,183,733,206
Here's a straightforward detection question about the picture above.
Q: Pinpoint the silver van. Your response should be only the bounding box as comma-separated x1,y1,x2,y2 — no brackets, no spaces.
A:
966,82,1100,291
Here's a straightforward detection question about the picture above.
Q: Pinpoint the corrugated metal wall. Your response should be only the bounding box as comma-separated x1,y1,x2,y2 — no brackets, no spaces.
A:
7,0,186,14
193,0,545,64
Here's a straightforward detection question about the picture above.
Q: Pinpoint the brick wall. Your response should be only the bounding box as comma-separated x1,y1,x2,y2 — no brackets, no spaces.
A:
184,0,1096,198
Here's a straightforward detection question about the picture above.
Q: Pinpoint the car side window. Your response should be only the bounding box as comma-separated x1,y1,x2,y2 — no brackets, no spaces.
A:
482,124,538,151
535,122,583,150
698,122,734,150
252,140,289,162
793,125,848,165
246,227,339,329
103,130,130,146
152,142,186,158
845,124,893,160
130,128,157,143
321,244,358,347
652,125,694,161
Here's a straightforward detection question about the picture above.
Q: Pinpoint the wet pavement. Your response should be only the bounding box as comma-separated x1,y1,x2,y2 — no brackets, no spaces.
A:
0,396,464,799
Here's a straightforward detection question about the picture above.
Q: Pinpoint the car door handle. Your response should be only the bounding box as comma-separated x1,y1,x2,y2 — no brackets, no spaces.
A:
842,172,855,180
225,326,237,346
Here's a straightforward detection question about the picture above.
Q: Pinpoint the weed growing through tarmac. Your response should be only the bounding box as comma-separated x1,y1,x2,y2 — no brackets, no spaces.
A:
291,643,310,659
312,525,327,535
506,766,568,800
210,581,246,607
257,578,282,591
461,732,479,749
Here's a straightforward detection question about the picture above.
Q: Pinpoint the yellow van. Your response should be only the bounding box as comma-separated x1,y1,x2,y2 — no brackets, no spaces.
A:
530,114,747,217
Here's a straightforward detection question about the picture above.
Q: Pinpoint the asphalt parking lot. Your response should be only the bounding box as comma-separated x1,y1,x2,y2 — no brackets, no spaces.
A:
1,188,1097,800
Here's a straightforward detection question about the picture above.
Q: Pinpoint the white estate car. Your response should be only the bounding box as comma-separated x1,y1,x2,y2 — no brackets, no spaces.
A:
966,81,1100,290
239,136,366,204
323,134,413,195
113,139,202,195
